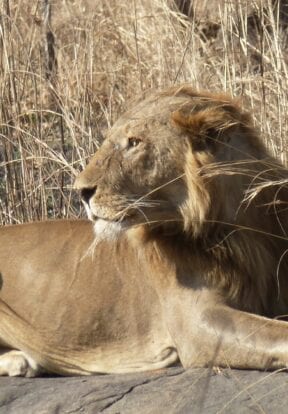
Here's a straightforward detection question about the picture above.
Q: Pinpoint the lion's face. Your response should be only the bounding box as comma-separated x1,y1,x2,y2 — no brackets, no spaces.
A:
76,96,188,232
75,85,265,238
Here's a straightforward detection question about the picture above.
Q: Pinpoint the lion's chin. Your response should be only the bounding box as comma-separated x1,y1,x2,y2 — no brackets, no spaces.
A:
93,218,124,241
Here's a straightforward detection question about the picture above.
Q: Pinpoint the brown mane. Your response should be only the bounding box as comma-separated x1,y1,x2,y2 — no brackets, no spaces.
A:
161,86,288,316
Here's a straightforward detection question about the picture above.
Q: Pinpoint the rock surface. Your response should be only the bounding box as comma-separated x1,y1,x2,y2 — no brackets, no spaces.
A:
1,367,288,414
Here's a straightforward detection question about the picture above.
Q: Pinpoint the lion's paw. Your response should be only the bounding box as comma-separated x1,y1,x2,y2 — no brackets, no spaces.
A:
0,350,41,377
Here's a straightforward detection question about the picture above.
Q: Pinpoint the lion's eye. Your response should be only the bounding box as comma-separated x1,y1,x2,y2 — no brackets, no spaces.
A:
128,137,142,148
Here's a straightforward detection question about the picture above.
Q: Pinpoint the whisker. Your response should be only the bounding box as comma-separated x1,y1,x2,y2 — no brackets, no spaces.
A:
134,206,150,224
128,218,183,228
127,200,161,208
114,173,185,220
128,217,288,244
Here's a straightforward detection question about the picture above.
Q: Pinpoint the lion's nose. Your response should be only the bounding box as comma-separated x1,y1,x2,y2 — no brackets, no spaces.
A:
80,186,97,204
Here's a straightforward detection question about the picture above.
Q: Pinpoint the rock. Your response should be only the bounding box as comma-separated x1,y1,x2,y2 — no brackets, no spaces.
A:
1,367,288,413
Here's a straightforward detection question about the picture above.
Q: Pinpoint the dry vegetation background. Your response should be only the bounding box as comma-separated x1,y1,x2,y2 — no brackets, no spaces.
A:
1,0,288,225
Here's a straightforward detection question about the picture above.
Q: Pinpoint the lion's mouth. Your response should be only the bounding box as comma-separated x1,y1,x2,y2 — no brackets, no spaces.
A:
89,205,139,225
88,200,182,237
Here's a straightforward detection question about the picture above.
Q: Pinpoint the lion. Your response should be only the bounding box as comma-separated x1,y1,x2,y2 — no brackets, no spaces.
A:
1,84,288,377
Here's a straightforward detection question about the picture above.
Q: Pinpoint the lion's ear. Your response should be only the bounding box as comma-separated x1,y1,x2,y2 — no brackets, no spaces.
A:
171,107,238,152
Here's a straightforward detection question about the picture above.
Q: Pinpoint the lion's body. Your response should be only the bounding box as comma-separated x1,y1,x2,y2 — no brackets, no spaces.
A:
0,220,178,375
1,84,288,376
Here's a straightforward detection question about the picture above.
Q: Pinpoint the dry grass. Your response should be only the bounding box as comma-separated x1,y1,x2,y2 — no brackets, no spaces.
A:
1,0,288,224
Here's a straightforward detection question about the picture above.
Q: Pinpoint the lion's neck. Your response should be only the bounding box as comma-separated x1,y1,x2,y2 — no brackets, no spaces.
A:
141,227,288,318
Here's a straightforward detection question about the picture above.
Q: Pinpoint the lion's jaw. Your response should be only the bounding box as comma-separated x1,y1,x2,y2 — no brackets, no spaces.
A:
93,218,124,241
81,200,123,240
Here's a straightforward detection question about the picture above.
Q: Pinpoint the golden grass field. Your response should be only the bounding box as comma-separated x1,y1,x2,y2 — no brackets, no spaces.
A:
1,0,288,224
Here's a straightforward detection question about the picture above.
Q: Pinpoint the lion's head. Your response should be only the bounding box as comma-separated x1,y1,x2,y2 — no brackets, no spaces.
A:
75,85,286,242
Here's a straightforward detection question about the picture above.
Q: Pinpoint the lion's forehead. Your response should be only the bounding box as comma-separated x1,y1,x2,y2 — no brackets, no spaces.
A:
111,95,192,132
113,115,167,132
107,117,174,147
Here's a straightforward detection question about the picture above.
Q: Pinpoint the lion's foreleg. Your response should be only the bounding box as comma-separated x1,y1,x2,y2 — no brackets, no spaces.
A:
193,305,288,370
164,291,288,370
0,350,43,377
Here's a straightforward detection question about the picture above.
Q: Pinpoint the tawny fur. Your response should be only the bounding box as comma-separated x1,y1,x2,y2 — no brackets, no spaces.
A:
1,84,288,376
